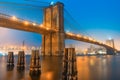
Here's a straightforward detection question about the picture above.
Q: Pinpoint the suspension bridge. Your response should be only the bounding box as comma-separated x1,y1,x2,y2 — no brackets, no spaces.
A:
0,1,117,56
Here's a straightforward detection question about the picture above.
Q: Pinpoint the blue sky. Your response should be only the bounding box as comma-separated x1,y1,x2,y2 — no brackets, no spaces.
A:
0,0,120,50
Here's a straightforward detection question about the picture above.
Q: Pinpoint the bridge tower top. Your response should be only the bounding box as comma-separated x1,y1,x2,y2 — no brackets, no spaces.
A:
42,2,65,56
43,2,64,32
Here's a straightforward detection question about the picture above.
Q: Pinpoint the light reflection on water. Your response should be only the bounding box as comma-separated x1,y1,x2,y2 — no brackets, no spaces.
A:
77,55,120,80
0,56,63,80
0,55,120,80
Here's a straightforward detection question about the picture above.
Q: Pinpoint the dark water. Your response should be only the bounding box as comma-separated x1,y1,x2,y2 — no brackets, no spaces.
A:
0,55,120,80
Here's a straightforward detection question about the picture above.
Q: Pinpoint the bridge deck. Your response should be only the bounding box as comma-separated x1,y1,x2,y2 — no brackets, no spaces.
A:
0,13,116,52
0,14,55,34
65,33,115,50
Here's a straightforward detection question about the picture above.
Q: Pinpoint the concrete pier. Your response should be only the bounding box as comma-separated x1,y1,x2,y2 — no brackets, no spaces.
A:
17,51,25,70
62,48,77,80
29,50,41,76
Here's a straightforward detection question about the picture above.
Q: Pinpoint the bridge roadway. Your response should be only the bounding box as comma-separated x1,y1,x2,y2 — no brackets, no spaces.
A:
0,13,116,54
65,33,115,50
0,13,56,34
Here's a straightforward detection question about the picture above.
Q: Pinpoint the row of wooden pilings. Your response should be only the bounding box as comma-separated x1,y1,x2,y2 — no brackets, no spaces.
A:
6,48,77,79
7,50,41,76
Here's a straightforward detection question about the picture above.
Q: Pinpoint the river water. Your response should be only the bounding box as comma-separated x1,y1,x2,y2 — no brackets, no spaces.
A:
0,55,120,80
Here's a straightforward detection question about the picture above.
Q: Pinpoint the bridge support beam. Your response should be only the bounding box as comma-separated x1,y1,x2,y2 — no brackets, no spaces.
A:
41,2,65,56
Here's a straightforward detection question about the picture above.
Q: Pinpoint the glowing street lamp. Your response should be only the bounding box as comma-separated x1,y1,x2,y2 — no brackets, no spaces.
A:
39,24,43,27
11,16,17,21
83,36,88,39
69,32,73,36
32,23,36,26
46,28,50,30
24,21,29,25
50,1,54,5
93,39,96,42
77,34,81,37
89,37,93,41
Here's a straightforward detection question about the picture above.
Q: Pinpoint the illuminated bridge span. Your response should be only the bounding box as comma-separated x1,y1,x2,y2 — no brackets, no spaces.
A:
0,2,116,56
0,13,56,34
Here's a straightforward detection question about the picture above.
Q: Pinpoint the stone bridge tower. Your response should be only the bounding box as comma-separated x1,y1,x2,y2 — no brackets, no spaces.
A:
41,2,65,56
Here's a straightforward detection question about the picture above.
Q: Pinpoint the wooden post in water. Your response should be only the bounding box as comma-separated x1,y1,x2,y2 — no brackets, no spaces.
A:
7,52,14,70
7,52,14,66
62,48,68,80
17,51,25,70
29,50,41,76
62,48,77,80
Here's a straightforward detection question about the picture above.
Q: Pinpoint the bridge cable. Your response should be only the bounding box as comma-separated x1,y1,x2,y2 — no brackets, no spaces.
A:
0,1,47,9
64,8,94,38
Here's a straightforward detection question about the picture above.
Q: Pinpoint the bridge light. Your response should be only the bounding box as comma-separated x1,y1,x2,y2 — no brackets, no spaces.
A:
83,36,88,39
67,32,73,36
102,42,105,45
11,16,17,21
77,34,81,37
46,28,50,30
70,34,73,36
98,42,101,44
50,1,54,5
39,24,43,27
66,32,70,34
93,39,96,42
32,23,36,26
108,37,112,40
69,33,73,35
24,21,29,25
89,37,93,41
66,32,70,35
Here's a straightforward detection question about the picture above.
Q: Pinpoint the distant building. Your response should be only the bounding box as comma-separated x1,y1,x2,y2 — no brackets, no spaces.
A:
87,45,96,55
106,39,115,48
86,45,106,55
96,47,106,54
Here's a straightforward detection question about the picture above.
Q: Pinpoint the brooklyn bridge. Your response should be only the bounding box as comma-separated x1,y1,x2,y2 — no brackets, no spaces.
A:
0,1,120,80
0,2,117,56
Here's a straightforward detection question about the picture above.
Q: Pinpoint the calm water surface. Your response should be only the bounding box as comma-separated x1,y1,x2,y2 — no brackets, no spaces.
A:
0,55,120,80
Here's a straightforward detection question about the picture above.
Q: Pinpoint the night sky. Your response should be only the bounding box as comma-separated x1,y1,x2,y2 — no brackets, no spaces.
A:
0,0,120,50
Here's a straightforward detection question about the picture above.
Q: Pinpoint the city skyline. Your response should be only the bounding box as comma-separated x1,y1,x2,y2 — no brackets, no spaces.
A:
0,0,120,50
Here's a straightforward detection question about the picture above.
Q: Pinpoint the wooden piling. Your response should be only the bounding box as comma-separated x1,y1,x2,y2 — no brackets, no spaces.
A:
62,48,77,80
7,52,14,66
29,50,41,76
17,51,25,70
